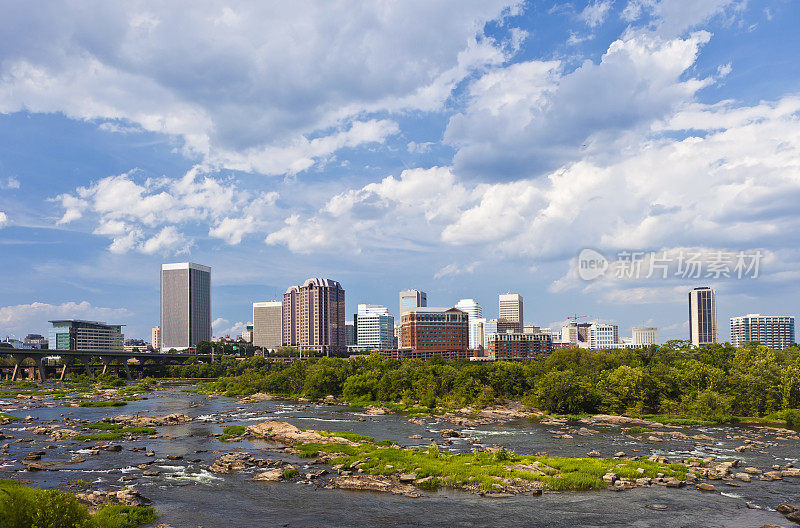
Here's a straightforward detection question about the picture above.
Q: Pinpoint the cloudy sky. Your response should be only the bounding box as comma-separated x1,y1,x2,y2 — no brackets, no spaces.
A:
1,0,798,343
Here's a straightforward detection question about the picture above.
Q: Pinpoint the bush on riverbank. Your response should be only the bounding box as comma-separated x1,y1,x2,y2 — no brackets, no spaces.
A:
169,341,800,423
0,479,157,528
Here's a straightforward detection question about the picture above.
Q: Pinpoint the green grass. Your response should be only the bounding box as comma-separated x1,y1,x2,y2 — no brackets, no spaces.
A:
624,426,652,435
0,413,19,423
282,468,299,479
0,478,157,528
294,437,689,493
218,425,246,442
78,400,127,408
641,414,714,426
74,426,156,441
318,430,376,443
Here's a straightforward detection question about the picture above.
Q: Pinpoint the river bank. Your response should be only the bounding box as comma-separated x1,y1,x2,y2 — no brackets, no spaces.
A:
1,382,799,527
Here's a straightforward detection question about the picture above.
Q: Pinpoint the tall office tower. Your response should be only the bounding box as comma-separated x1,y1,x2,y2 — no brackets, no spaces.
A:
689,287,717,347
345,321,356,346
253,301,282,350
160,262,211,351
730,314,795,350
282,278,346,356
455,299,483,348
499,293,523,332
151,326,161,351
482,319,498,349
399,289,427,346
587,323,619,349
632,327,658,346
355,304,394,350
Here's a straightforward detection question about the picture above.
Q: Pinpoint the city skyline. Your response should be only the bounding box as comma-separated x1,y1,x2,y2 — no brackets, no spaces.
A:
1,2,799,344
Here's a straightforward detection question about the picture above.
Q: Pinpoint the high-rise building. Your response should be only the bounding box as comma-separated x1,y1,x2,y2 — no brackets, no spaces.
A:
355,304,394,350
151,326,161,351
482,319,498,349
399,289,427,316
49,320,124,352
345,321,356,346
689,287,717,347
587,323,619,349
730,314,795,350
399,289,427,346
499,293,523,333
160,262,211,351
455,299,483,349
283,278,346,356
631,327,658,346
253,301,282,350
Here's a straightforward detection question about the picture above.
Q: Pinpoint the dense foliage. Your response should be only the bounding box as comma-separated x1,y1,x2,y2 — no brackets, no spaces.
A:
0,479,157,528
169,341,800,423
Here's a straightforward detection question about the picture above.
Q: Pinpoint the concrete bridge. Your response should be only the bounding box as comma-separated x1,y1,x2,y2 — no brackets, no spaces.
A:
0,348,213,382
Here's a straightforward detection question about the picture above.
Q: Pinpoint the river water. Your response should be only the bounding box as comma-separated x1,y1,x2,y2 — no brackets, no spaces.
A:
1,386,798,527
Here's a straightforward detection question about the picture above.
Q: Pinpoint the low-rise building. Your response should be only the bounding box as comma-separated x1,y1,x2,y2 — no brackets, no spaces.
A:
631,327,658,346
23,334,48,349
48,320,124,352
487,332,552,360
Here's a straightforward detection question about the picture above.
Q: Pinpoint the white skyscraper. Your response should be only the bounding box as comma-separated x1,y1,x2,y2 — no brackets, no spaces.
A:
455,299,483,349
399,290,427,347
355,304,394,350
499,293,523,333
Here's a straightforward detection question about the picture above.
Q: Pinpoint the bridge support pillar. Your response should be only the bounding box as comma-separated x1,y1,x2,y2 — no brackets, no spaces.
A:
10,354,26,381
82,357,91,376
36,357,47,382
101,356,112,377
59,358,73,381
123,361,132,380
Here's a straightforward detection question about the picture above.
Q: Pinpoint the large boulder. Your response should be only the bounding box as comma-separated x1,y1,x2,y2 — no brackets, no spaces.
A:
328,475,418,496
246,420,361,446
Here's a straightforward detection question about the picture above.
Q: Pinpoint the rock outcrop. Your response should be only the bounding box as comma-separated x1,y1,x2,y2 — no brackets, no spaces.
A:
327,475,419,496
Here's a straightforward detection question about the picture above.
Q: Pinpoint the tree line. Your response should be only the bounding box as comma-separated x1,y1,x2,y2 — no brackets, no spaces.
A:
165,340,800,423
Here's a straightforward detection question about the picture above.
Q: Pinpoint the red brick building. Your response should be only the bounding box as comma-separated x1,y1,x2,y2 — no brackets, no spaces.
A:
487,332,552,360
397,307,469,360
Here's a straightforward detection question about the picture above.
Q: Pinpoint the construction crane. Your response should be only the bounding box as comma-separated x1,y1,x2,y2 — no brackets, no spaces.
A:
566,314,592,324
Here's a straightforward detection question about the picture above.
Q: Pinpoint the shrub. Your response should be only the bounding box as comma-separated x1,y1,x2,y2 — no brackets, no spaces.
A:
783,409,800,430
282,468,299,479
624,426,651,435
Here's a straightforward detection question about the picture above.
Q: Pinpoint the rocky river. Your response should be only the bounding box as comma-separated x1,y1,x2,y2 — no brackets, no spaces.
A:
1,384,799,527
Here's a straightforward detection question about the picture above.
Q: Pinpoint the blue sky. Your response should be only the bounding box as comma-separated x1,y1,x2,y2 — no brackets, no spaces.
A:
1,0,799,343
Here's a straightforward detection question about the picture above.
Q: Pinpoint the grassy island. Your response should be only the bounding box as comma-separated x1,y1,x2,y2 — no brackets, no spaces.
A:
300,438,690,491
248,421,699,494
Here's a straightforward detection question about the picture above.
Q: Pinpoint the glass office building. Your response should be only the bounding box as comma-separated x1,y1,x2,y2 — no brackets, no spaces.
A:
161,262,211,351
48,320,124,352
